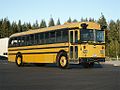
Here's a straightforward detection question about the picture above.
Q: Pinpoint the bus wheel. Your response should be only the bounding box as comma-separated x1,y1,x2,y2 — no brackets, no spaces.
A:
16,55,23,67
57,52,69,69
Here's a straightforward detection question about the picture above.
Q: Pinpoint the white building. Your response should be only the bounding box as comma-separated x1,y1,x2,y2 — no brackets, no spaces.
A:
0,37,9,58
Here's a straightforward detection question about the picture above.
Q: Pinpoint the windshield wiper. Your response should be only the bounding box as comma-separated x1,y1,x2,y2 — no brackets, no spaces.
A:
96,41,105,44
97,41,102,42
82,41,88,43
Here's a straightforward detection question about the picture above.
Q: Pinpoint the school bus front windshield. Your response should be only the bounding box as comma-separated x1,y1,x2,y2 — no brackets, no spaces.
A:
96,30,104,43
80,29,105,43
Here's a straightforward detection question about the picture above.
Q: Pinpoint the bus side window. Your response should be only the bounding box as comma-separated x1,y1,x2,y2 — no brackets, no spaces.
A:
56,30,62,42
50,31,55,43
9,38,17,47
26,35,29,46
21,36,26,46
35,34,39,45
75,31,78,43
40,33,44,44
17,37,21,46
62,30,68,42
45,32,49,44
38,33,41,44
11,37,18,47
29,34,34,45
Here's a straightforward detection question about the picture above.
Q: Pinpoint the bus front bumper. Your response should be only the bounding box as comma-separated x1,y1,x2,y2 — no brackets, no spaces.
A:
79,58,105,63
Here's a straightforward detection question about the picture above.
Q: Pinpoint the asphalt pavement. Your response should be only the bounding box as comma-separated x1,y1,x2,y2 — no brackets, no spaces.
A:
0,59,120,90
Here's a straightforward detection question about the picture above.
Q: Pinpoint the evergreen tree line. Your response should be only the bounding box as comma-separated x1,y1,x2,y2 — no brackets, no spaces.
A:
0,15,120,57
0,17,96,37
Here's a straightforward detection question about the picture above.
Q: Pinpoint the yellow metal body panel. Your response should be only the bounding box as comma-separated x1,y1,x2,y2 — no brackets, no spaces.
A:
8,43,69,63
78,44,105,58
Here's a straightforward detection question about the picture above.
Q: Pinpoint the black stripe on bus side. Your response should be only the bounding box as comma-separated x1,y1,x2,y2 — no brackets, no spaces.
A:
9,52,59,55
8,46,69,51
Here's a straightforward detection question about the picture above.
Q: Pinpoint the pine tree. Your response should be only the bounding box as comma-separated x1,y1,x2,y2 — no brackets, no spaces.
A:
108,20,120,57
11,21,18,34
1,18,11,37
18,20,22,32
98,13,110,56
0,19,3,38
97,13,107,28
32,20,39,29
27,22,32,29
80,17,84,22
22,23,28,31
117,20,120,56
89,18,95,22
73,19,78,22
48,17,55,27
116,19,120,42
40,19,47,28
80,17,88,22
56,18,61,25
85,18,88,22
67,17,72,23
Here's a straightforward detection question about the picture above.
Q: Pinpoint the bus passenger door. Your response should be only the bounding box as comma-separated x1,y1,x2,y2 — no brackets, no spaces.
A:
69,30,79,64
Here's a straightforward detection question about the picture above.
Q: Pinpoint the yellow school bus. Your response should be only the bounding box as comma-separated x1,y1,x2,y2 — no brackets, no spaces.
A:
8,22,105,68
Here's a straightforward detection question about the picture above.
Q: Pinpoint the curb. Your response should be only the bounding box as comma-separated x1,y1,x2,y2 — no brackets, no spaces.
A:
104,61,120,66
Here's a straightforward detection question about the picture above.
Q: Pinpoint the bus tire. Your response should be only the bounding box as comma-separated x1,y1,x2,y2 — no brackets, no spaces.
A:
57,52,69,69
15,54,23,67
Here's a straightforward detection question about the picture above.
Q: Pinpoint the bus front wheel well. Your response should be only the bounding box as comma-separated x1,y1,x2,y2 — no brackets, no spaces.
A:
56,50,68,59
16,52,22,57
56,50,69,69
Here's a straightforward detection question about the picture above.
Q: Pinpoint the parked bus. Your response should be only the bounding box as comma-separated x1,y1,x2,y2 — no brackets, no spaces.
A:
0,37,9,59
8,22,105,68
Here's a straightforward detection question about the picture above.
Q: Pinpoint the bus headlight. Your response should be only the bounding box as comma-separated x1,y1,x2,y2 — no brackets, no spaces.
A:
100,50,104,54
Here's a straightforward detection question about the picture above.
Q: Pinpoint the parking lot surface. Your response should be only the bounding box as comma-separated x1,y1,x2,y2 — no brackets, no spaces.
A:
0,59,120,90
